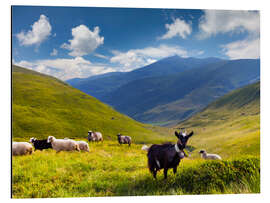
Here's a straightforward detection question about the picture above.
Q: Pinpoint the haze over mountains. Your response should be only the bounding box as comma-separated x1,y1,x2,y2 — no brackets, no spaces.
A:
67,55,260,125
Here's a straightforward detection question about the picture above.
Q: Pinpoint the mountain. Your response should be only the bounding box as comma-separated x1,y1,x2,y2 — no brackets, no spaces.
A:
66,55,223,98
176,81,260,158
12,65,167,143
103,59,260,125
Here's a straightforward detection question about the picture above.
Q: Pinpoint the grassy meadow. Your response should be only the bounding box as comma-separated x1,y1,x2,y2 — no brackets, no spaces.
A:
12,141,260,198
12,66,260,197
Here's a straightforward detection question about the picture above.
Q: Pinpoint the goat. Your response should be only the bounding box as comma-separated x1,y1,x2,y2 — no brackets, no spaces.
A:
117,133,131,146
88,131,103,142
141,145,149,151
199,150,222,160
30,137,52,151
147,130,194,179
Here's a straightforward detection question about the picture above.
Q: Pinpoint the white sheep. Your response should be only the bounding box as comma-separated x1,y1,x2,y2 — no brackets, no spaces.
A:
76,141,90,152
141,145,149,151
199,150,222,160
12,142,33,156
47,136,80,152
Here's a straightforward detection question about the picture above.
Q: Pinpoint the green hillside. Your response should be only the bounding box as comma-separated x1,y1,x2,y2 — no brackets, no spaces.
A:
12,65,168,143
176,81,260,159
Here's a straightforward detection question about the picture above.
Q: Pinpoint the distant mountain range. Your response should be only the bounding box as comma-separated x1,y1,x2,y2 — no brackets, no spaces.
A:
66,55,260,125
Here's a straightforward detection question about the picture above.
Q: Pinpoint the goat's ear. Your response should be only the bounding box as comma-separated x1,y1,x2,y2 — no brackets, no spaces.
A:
175,131,180,138
187,131,194,138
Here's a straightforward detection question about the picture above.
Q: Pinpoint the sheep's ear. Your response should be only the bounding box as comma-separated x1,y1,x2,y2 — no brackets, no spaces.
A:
175,131,180,138
187,131,194,138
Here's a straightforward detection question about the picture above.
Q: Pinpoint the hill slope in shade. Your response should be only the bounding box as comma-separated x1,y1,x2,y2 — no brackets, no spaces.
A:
66,55,223,99
12,65,169,143
176,81,260,158
103,59,260,125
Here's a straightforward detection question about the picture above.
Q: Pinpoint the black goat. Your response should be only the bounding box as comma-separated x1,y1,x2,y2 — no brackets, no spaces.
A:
30,137,52,151
147,131,194,179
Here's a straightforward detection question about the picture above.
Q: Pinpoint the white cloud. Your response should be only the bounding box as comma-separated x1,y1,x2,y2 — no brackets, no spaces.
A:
110,44,188,71
16,14,52,46
15,57,115,80
221,38,260,59
61,25,104,57
198,10,260,39
50,48,58,56
159,18,192,39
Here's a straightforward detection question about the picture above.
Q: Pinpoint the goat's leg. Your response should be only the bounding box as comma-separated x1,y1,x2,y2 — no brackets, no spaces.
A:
153,169,157,179
173,166,177,174
163,168,168,179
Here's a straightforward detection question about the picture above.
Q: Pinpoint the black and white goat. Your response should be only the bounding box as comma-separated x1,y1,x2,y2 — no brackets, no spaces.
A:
147,130,194,179
30,137,52,151
117,133,132,146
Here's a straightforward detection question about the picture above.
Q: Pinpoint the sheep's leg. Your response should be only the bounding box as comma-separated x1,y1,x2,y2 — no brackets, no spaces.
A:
163,168,168,179
173,167,177,174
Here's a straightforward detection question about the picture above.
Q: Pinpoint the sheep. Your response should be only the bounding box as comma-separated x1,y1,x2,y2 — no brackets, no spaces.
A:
76,141,90,152
12,142,33,156
147,130,194,179
88,131,103,142
141,145,149,151
47,136,80,152
199,150,222,160
116,133,131,146
30,137,52,151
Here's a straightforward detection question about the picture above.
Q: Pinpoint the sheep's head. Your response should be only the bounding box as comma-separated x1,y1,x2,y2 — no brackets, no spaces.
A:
175,130,194,150
29,137,36,143
199,150,206,154
117,133,121,137
47,136,55,143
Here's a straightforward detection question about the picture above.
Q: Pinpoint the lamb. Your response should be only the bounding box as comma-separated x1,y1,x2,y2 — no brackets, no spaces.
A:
88,131,103,142
117,133,131,146
199,150,222,160
76,141,90,152
141,145,149,151
147,130,194,179
12,142,33,156
47,136,80,152
30,137,52,151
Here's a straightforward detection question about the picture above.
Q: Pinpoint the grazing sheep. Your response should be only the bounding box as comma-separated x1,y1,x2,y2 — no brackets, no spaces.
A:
30,137,52,151
88,131,103,142
199,150,222,160
117,133,131,146
141,145,149,151
47,136,80,152
147,130,194,179
12,142,33,156
76,141,90,152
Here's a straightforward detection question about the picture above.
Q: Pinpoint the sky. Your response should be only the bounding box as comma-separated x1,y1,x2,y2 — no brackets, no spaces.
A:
12,6,260,80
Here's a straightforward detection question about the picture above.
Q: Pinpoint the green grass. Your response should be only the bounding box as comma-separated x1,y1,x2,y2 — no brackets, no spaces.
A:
12,141,260,198
175,82,260,159
12,65,171,144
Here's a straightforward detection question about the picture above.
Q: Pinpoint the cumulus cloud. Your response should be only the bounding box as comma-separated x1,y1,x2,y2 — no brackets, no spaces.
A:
159,18,192,39
14,57,115,80
198,10,260,39
61,25,104,57
50,48,58,56
110,44,188,71
16,14,52,46
221,38,260,59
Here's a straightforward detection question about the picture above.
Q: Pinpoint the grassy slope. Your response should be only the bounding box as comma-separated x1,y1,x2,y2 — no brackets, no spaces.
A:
176,82,260,159
12,141,259,198
12,65,170,143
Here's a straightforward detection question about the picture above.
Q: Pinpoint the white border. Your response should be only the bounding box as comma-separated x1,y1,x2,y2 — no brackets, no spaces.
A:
1,0,270,203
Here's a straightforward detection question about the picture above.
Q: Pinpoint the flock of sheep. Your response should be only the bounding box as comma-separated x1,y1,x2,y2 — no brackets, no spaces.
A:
12,129,222,179
12,130,132,155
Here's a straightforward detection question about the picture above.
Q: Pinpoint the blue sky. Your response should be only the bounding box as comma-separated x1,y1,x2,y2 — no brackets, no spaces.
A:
12,6,260,80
